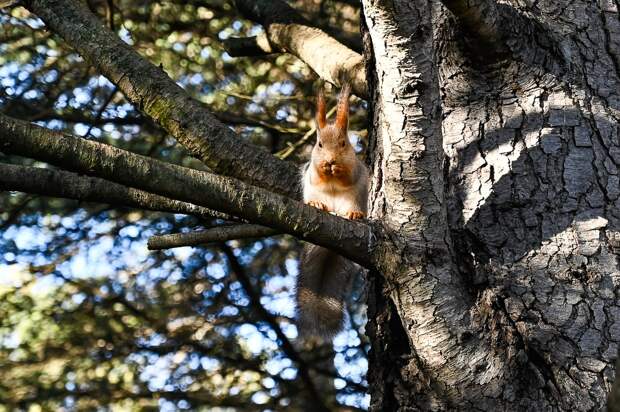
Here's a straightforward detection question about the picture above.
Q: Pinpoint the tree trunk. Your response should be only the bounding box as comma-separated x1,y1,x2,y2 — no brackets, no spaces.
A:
1,0,617,408
363,0,619,410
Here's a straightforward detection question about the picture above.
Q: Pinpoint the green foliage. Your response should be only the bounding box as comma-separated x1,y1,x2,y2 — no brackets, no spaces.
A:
0,0,367,410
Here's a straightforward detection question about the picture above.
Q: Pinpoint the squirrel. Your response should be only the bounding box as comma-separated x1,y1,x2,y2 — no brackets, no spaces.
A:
296,84,369,339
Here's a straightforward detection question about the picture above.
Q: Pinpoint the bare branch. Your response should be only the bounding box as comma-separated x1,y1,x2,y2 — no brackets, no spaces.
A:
23,0,300,198
32,109,295,137
0,163,230,220
0,113,373,267
223,33,274,57
220,244,329,410
232,0,367,99
148,224,278,250
225,28,362,57
36,113,143,126
275,104,337,160
212,111,301,135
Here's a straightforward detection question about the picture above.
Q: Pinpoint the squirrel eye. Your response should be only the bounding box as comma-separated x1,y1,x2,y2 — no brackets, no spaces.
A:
341,141,345,148
318,142,323,148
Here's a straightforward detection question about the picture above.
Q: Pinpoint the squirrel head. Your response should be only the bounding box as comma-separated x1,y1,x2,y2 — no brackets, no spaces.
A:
311,84,356,181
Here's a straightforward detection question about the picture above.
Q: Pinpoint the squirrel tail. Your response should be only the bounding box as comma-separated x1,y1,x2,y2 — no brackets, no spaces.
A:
296,244,353,339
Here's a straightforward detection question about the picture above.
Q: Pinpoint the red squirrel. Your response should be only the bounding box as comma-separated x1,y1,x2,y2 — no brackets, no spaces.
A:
296,84,369,339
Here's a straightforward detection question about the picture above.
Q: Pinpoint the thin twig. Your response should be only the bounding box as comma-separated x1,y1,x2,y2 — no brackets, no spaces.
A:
276,105,337,160
148,224,278,250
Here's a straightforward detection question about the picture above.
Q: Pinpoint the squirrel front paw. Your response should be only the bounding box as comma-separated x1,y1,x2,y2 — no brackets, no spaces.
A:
345,211,365,220
307,200,329,212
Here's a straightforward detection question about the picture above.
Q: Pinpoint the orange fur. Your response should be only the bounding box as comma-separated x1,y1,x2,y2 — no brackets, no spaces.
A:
316,89,326,129
297,84,369,340
315,161,354,187
307,200,329,211
335,83,350,131
345,211,365,220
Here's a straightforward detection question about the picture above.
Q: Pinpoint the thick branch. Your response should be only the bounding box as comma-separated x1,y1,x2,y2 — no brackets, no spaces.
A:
0,162,230,220
23,0,299,198
0,114,372,267
232,0,367,99
148,224,278,250
225,29,362,57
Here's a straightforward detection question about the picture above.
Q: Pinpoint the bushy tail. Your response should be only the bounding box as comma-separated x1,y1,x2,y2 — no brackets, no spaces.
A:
296,244,354,339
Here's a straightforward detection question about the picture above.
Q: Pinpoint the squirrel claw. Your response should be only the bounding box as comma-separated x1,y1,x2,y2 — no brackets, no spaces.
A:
307,201,329,212
345,211,365,220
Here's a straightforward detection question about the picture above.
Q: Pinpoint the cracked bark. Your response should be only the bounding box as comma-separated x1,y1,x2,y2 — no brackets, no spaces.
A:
363,0,516,409
363,0,619,409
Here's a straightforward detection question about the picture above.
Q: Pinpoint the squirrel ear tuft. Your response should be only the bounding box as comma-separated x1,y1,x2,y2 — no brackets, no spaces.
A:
335,83,350,131
316,88,326,129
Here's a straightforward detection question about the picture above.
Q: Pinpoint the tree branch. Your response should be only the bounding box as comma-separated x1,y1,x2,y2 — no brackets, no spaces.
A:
0,162,230,220
232,0,367,99
225,28,362,57
147,224,278,250
220,244,329,411
36,113,144,126
212,111,301,135
31,109,296,137
0,113,373,267
23,0,300,198
223,33,274,57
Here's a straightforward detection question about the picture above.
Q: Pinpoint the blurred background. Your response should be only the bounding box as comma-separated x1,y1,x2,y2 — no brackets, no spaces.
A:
0,0,369,410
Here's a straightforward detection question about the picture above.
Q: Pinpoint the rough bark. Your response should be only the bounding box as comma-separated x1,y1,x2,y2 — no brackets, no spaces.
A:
611,356,620,412
363,0,620,409
0,113,372,267
363,0,515,409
